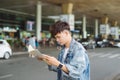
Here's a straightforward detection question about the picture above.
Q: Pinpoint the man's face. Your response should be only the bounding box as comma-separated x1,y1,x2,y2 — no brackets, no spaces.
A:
55,30,68,45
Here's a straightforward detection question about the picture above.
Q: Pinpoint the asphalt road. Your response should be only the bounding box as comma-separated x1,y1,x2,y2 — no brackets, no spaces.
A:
88,48,120,80
0,47,120,80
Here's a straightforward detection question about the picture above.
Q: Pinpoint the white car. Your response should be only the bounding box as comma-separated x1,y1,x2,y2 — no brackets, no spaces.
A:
113,39,120,48
0,39,12,59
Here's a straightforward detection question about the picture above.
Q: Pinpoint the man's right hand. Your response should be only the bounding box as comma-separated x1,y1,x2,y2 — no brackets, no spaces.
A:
37,54,48,61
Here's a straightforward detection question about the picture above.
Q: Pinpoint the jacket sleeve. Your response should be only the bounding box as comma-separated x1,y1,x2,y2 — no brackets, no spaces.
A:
65,48,87,78
48,65,58,72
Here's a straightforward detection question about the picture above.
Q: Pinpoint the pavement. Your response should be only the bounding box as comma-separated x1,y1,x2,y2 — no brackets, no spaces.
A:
112,74,120,80
105,71,120,80
12,47,120,80
12,46,59,56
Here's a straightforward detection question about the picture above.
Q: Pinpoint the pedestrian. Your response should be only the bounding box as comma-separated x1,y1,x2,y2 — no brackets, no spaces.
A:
35,37,39,49
24,36,30,51
29,35,36,57
49,38,55,47
29,35,36,49
42,37,46,48
37,21,90,80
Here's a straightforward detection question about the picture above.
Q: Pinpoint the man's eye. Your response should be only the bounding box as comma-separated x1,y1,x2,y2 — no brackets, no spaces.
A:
56,37,60,39
56,36,60,38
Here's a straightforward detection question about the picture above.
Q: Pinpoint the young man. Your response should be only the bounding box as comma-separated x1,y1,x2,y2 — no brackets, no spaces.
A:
38,21,90,80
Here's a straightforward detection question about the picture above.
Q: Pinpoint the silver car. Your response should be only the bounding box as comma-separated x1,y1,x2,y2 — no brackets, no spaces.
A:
113,39,120,48
0,39,12,59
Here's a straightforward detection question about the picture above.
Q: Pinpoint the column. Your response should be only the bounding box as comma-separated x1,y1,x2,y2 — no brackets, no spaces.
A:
82,15,87,39
101,16,109,24
36,1,42,41
62,3,73,14
95,19,98,38
100,16,110,39
110,20,119,39
60,3,75,31
112,20,118,27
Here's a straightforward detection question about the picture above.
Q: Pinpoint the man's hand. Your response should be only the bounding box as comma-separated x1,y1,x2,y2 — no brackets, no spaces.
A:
37,54,47,61
37,54,69,74
38,55,60,67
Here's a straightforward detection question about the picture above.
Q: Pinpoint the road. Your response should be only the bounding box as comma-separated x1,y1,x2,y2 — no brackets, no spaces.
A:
0,47,120,80
88,48,120,80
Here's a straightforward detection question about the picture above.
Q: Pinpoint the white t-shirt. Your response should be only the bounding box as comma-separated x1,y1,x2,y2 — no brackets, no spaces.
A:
62,48,69,63
62,48,69,77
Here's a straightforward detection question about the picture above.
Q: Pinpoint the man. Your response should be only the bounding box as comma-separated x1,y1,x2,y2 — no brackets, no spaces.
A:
38,21,90,80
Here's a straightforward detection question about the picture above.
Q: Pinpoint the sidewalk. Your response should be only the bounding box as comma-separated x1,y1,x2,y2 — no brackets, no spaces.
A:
12,47,120,80
105,72,120,80
112,74,120,80
12,47,59,56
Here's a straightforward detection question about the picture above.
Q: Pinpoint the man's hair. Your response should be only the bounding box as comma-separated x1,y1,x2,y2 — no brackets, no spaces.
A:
51,21,70,36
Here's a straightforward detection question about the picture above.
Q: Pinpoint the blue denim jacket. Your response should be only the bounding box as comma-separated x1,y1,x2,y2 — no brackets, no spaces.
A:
48,39,90,80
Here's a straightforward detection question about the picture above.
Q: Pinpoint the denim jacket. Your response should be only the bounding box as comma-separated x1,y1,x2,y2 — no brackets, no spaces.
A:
48,39,90,80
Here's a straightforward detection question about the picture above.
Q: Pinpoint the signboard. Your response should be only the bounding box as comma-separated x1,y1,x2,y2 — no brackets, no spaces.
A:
110,27,119,39
110,27,118,35
26,21,35,31
100,24,110,34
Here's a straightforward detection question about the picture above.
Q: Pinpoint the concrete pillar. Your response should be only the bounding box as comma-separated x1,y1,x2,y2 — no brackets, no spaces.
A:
112,20,118,26
114,21,118,26
62,3,73,14
110,27,119,39
101,16,109,39
82,15,87,39
111,20,119,39
60,3,75,31
95,19,98,38
36,1,42,41
101,16,109,24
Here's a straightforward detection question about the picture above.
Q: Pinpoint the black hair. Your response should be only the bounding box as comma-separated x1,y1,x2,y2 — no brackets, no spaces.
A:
51,21,70,36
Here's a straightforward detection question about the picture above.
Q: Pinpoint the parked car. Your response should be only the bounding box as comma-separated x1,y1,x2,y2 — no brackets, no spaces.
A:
0,39,12,59
96,39,109,48
88,39,96,49
80,38,89,49
113,39,120,48
107,39,114,47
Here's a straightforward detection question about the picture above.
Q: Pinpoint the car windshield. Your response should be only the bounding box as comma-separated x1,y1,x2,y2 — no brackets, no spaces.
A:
81,39,88,42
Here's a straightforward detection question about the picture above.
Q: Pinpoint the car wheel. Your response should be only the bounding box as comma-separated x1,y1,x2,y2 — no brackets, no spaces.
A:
4,52,10,59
